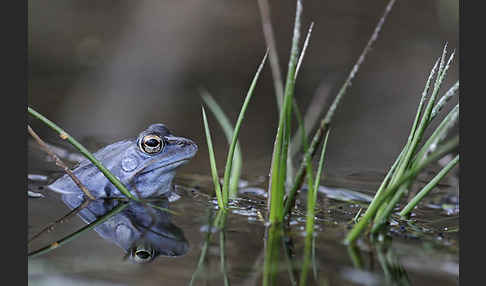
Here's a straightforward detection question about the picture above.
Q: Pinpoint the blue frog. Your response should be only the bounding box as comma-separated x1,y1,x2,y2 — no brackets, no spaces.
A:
48,123,197,199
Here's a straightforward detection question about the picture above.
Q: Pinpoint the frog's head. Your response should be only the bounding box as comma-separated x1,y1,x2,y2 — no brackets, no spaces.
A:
48,123,197,199
120,123,198,198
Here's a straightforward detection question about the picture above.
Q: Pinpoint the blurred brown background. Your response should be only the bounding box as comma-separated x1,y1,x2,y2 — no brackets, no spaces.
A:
28,0,459,179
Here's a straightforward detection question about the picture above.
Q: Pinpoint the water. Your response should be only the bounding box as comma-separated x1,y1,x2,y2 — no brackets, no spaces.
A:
28,143,458,286
27,2,459,284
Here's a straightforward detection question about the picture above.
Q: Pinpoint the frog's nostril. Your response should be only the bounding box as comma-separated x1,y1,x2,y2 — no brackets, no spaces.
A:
177,139,195,147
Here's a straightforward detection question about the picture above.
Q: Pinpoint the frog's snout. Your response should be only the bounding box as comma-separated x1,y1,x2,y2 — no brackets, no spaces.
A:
184,138,198,157
170,137,198,158
177,138,197,148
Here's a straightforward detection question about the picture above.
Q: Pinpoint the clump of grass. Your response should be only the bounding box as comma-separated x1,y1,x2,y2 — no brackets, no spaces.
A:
201,91,243,199
201,51,268,210
344,45,459,244
282,0,397,217
399,154,459,217
201,0,396,225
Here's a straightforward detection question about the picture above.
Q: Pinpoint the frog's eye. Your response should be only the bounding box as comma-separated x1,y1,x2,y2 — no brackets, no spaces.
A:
139,134,164,154
131,244,155,263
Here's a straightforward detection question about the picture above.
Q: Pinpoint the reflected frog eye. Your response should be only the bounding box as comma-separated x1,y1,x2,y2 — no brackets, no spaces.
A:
139,134,164,154
131,244,155,263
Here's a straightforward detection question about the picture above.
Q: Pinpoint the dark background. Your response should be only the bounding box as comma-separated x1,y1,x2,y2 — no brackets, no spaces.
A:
27,0,459,179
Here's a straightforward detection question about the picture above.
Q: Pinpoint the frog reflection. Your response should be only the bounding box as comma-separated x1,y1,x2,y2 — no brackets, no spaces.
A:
63,194,189,263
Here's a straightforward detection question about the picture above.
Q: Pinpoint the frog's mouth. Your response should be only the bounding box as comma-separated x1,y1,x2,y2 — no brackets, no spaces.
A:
137,158,190,177
157,157,191,170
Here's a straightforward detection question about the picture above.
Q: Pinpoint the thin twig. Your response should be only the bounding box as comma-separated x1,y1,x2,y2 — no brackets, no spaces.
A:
28,106,137,201
27,125,95,200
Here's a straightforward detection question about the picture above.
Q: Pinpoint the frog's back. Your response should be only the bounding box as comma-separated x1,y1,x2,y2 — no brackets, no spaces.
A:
47,140,132,198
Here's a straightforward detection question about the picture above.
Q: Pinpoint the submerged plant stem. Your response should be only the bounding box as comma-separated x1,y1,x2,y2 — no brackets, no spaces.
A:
28,198,91,244
300,130,330,286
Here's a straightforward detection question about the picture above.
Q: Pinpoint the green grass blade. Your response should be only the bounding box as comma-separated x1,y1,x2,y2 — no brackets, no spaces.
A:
437,42,448,81
413,103,459,167
400,155,459,217
268,0,303,223
295,22,314,80
313,130,330,197
431,81,459,121
145,202,178,215
221,50,268,205
201,91,243,199
286,22,315,181
372,182,410,234
422,49,455,134
358,148,405,220
201,107,225,209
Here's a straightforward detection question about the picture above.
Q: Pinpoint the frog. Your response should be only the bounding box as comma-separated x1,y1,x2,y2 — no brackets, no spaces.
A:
47,123,198,200
62,194,188,263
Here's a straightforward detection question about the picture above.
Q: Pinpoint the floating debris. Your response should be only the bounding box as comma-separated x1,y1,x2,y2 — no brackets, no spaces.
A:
28,191,45,198
27,174,48,181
